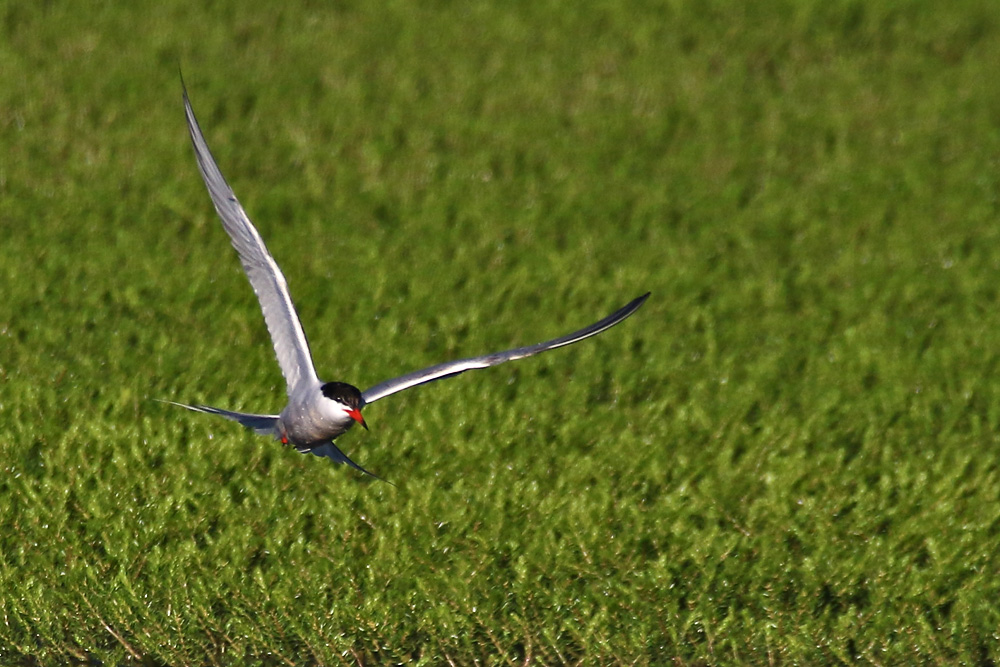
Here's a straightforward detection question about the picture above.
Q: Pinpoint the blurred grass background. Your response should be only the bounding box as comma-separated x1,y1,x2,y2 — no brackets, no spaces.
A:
2,0,1000,663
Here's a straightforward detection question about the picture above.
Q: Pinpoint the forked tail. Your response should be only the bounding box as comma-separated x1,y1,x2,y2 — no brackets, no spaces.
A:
160,400,391,484
305,442,394,486
159,400,280,436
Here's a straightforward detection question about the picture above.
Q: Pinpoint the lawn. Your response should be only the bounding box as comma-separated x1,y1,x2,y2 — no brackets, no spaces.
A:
2,0,1000,664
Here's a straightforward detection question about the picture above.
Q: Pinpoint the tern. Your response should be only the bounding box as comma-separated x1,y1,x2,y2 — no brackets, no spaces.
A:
169,84,649,481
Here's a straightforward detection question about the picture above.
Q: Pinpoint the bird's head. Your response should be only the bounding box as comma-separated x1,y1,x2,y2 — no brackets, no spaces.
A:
320,381,368,430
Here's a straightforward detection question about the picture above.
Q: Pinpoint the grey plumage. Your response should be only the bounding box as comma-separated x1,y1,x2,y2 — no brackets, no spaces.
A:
169,81,649,482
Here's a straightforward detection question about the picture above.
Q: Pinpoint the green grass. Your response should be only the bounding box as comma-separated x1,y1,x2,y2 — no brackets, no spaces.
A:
2,0,1000,663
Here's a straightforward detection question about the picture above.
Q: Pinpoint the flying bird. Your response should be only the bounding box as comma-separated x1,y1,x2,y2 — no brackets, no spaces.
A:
169,84,649,481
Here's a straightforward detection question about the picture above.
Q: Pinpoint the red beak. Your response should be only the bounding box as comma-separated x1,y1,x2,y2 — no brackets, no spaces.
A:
348,408,368,430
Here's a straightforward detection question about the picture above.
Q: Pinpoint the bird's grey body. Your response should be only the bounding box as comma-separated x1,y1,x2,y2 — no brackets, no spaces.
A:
282,381,364,445
171,82,649,481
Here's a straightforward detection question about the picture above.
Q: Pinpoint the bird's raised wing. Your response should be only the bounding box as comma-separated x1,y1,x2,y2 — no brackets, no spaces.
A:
183,85,320,395
361,292,649,405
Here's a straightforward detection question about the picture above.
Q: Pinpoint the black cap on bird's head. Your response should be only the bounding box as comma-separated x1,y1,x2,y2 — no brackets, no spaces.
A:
321,382,368,430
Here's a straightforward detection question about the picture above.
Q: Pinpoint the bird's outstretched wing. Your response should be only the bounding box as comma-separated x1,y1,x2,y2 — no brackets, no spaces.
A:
361,292,650,405
182,84,320,395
